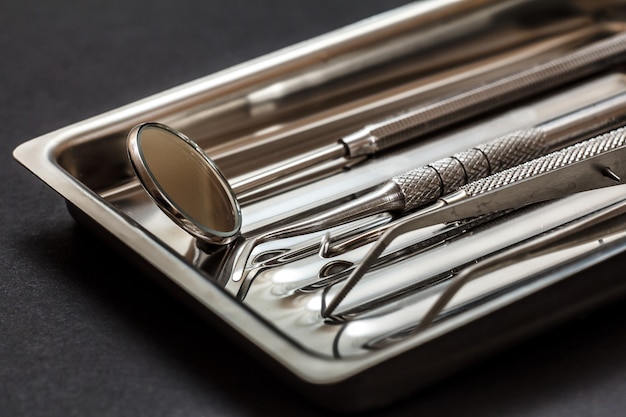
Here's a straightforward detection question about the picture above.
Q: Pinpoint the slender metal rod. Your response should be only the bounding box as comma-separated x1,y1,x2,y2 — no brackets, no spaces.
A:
233,32,626,199
260,91,626,242
412,202,626,334
340,32,626,157
322,126,626,317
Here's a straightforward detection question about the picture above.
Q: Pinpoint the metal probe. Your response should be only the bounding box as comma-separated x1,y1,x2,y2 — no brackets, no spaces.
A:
321,126,626,317
237,32,626,201
130,33,626,250
258,91,626,242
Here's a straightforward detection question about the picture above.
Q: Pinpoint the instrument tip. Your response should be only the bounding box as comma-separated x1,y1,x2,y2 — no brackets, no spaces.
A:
602,166,621,182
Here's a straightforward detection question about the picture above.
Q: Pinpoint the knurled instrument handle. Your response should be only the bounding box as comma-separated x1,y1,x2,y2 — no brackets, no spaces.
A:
343,32,626,157
460,127,626,197
392,127,549,211
391,87,626,212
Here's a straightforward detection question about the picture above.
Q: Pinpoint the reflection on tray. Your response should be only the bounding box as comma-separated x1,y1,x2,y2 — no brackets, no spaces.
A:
14,0,626,411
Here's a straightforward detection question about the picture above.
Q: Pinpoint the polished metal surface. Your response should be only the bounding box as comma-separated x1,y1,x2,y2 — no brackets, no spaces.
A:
257,92,626,244
322,126,626,317
341,31,626,157
335,209,626,356
413,200,626,335
210,31,626,199
12,0,626,411
127,123,242,246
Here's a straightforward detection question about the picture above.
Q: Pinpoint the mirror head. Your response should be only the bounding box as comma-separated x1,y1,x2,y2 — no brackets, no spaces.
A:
127,122,242,246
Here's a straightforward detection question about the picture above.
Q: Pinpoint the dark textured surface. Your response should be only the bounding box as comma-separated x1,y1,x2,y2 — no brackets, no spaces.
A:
2,1,626,416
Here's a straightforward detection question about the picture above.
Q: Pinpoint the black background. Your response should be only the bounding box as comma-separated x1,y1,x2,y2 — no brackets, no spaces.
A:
2,1,626,416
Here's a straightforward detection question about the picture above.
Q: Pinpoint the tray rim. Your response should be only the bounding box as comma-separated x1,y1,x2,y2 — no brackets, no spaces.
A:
15,0,481,384
13,0,626,410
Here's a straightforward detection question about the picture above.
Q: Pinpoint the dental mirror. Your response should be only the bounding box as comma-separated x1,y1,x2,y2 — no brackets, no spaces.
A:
127,122,242,246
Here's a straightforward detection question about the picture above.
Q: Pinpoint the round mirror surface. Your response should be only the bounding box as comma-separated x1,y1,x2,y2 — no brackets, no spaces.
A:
127,123,241,245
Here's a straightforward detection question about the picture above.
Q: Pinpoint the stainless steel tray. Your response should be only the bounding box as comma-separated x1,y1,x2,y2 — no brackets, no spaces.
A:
13,0,626,411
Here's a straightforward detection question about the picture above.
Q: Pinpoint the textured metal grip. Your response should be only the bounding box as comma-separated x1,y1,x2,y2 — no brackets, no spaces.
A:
363,33,626,154
392,128,549,210
460,127,626,197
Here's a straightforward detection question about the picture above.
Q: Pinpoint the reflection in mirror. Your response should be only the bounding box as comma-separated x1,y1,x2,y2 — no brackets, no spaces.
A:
127,123,242,246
